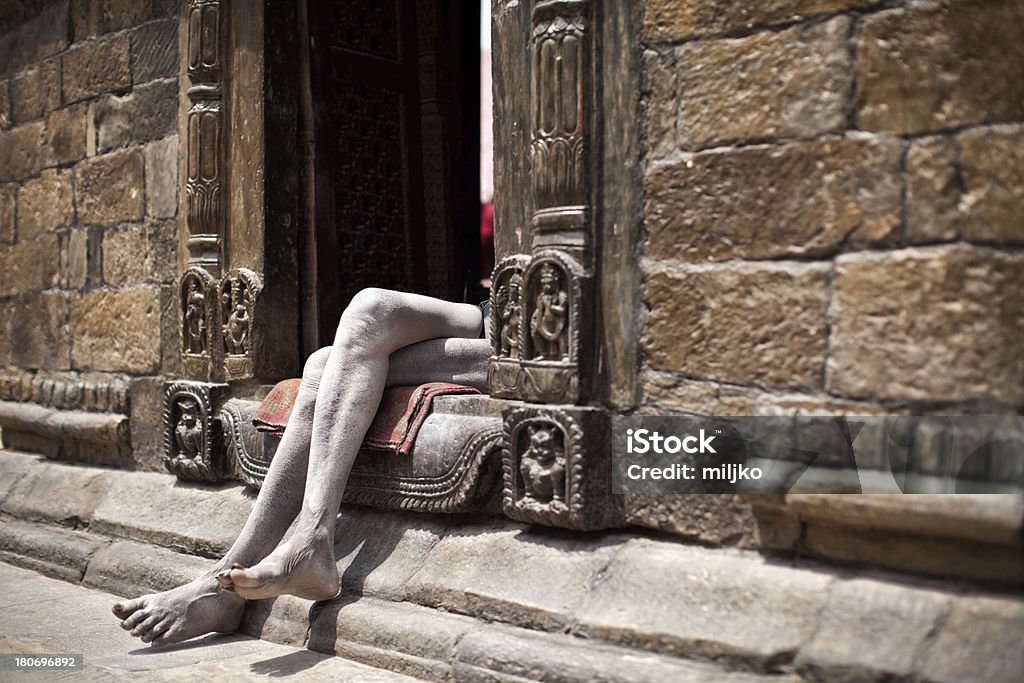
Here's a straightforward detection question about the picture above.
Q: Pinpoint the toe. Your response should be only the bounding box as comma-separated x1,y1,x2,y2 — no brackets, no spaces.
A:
121,608,149,631
151,625,183,648
228,567,259,589
215,571,235,591
112,597,143,620
130,613,162,638
141,618,171,644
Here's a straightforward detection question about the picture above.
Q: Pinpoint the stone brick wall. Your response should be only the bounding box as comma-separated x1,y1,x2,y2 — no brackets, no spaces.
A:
0,0,179,468
639,0,1023,416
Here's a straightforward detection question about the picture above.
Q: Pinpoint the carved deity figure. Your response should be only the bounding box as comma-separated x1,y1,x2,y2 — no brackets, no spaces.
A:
184,280,207,354
497,272,523,358
519,426,565,502
223,281,250,355
174,398,203,459
529,264,569,361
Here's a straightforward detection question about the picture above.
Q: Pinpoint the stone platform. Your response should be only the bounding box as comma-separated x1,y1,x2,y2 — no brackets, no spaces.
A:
0,449,1022,682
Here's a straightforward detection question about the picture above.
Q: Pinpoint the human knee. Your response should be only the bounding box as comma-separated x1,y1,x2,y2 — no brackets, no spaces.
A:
334,288,399,350
303,347,331,379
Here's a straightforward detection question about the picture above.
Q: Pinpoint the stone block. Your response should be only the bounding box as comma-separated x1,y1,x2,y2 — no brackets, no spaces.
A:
75,149,144,225
675,16,851,148
127,376,165,471
959,125,1024,244
130,18,178,83
642,262,830,391
71,287,161,373
624,493,757,547
0,183,14,242
0,460,113,526
0,518,108,583
90,471,252,556
645,138,902,262
71,0,150,42
10,58,60,124
102,224,152,285
6,291,71,370
404,523,619,631
0,233,59,296
43,104,87,167
0,1,69,79
58,228,88,289
16,168,73,238
856,0,1024,134
83,540,215,598
94,78,177,153
144,135,178,218
918,595,1024,683
61,31,130,104
0,80,10,129
796,579,949,681
0,450,38,505
641,49,676,160
906,136,960,243
574,539,833,667
827,247,1024,404
0,120,45,181
644,0,883,42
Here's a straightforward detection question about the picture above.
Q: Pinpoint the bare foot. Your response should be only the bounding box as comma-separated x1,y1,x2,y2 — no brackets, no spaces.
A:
217,528,339,601
112,574,245,647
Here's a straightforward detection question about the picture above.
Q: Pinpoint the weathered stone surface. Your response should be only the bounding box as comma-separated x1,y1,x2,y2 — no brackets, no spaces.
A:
91,471,253,556
404,524,619,631
5,291,71,370
454,624,784,683
796,579,949,681
82,539,215,598
675,17,851,148
75,149,144,224
0,79,10,129
0,1,69,78
0,120,44,181
144,134,178,218
102,224,157,285
643,263,830,391
624,494,757,547
70,287,161,373
10,58,60,124
644,0,882,42
575,539,833,666
0,518,108,583
71,0,150,42
58,227,88,289
959,125,1024,244
130,18,177,83
16,168,73,238
906,136,960,243
61,31,130,103
856,0,1024,134
0,232,59,296
307,598,477,681
42,104,87,166
0,183,14,242
0,450,38,504
919,595,1024,683
645,138,902,261
127,376,165,471
641,49,676,160
93,78,177,153
0,460,113,526
827,247,1024,404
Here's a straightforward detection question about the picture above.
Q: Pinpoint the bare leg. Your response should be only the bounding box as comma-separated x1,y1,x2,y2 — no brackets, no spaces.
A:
114,290,487,643
221,289,483,600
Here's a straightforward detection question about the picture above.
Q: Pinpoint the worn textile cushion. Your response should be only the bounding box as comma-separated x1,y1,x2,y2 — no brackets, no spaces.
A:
251,380,480,455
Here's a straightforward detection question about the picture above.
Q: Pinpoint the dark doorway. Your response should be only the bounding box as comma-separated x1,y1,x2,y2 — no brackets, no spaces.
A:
306,0,481,348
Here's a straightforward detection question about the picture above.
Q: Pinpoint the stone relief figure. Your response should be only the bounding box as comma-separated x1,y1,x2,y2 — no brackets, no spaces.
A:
497,272,523,358
519,425,565,502
173,398,203,459
530,263,569,361
223,280,251,355
113,289,492,647
184,280,207,354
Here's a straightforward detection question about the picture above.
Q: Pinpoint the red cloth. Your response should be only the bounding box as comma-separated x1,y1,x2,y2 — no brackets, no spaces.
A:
251,380,480,456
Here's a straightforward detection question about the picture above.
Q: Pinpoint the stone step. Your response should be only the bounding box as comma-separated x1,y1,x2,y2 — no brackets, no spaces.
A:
1,448,1022,682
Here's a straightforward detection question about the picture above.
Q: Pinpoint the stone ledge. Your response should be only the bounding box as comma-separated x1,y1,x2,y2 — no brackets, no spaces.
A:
0,517,109,583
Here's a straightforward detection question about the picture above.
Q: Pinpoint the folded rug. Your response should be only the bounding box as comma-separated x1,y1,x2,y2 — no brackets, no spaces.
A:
251,379,480,456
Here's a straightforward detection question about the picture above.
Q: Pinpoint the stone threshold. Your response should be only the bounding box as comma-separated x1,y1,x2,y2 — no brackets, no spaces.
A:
1,449,1022,682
